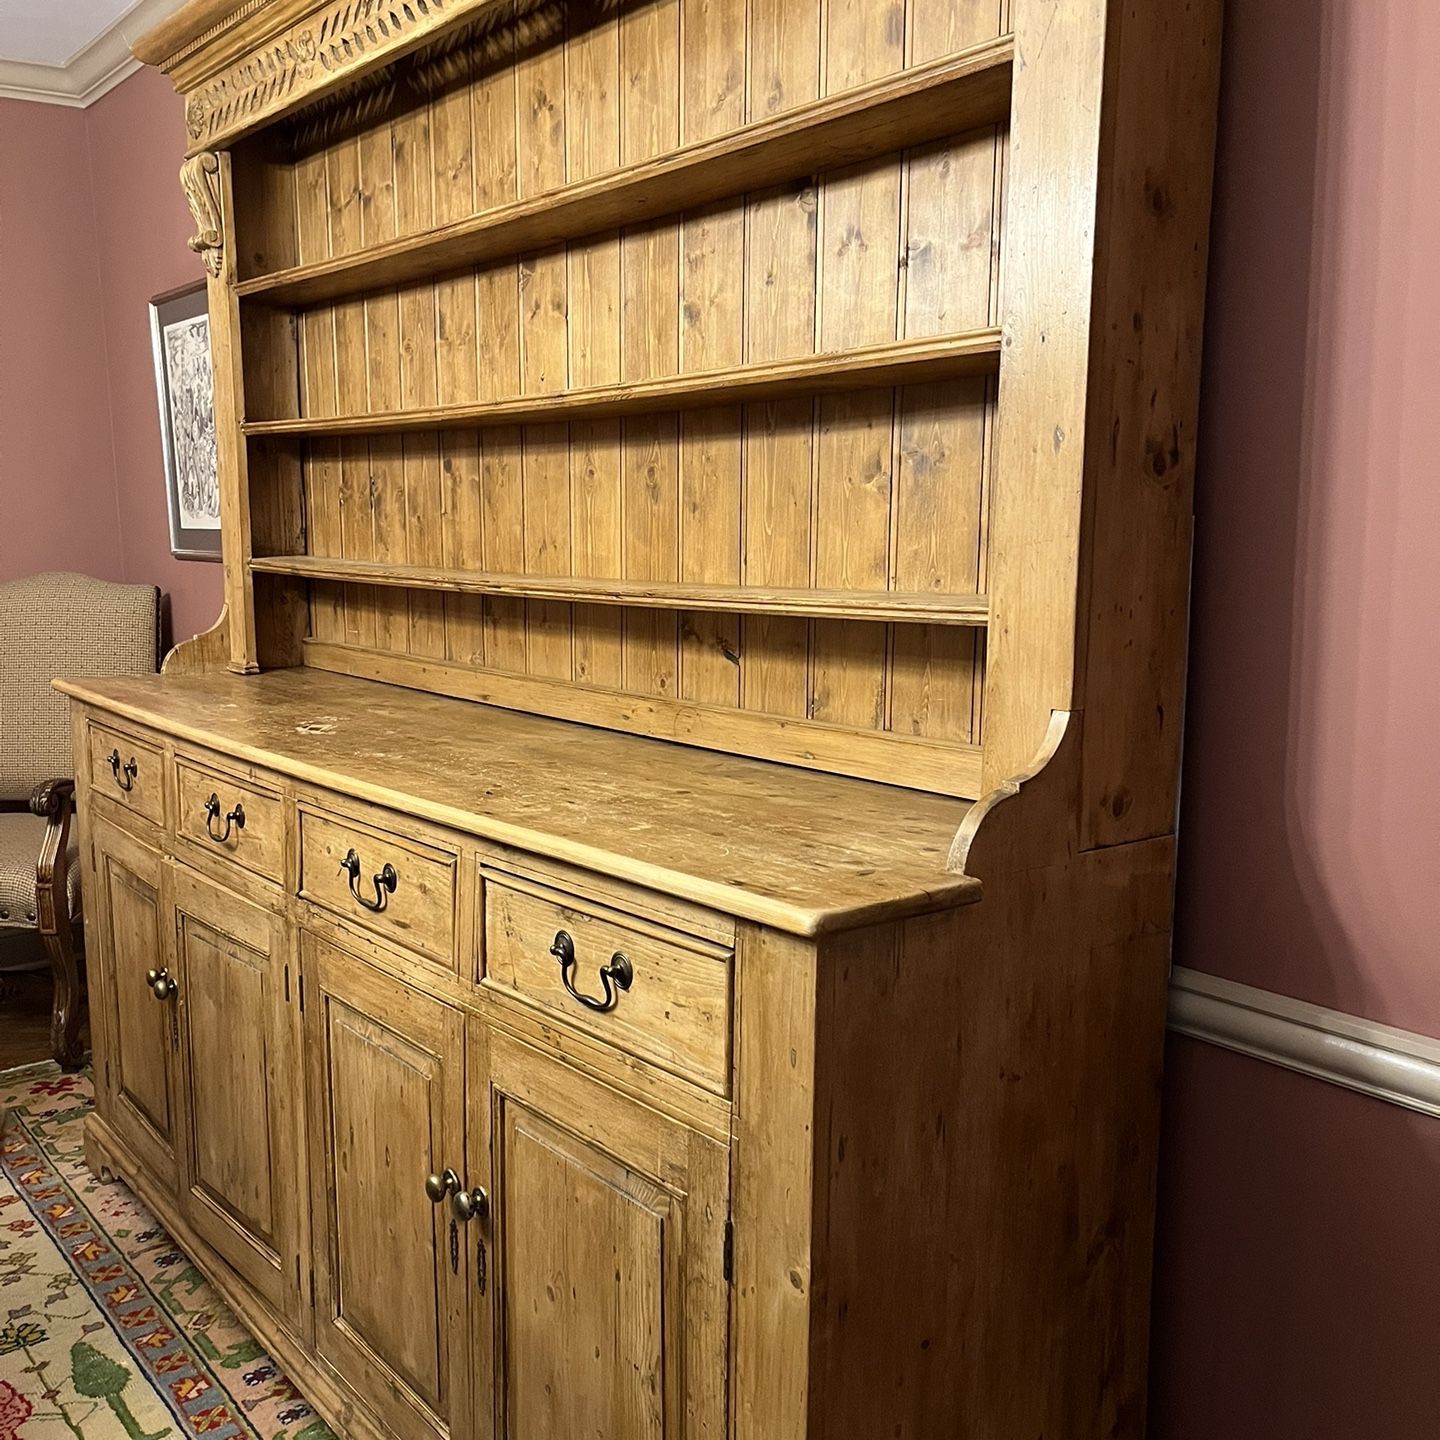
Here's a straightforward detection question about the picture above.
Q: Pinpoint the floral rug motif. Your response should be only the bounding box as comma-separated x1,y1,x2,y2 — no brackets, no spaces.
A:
0,1064,334,1440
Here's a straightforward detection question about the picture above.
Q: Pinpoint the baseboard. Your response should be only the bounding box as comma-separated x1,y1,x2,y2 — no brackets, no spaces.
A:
1168,966,1440,1119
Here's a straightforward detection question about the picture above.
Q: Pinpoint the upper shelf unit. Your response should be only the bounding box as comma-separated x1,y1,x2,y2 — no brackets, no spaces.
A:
235,34,1015,308
243,331,1002,437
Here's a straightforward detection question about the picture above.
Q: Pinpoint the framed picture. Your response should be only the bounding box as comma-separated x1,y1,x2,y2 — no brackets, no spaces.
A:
149,280,221,560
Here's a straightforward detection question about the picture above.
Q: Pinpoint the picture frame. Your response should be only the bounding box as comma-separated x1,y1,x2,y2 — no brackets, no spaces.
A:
149,279,222,560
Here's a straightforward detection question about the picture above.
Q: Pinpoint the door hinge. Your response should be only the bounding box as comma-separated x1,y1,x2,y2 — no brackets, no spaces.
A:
723,1218,734,1284
476,1236,487,1297
284,964,291,1004
298,973,306,1014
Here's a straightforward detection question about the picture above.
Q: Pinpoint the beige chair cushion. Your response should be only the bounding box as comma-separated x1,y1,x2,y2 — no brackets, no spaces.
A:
0,811,80,930
0,572,158,802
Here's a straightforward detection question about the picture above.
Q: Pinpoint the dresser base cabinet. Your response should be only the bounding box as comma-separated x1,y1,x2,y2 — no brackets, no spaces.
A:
66,674,1178,1440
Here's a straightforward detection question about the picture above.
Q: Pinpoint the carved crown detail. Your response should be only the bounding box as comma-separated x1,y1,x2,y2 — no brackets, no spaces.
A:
181,0,458,149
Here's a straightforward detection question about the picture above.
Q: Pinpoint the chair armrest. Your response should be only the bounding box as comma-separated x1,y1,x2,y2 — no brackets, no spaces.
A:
26,778,84,1069
29,778,76,820
30,780,77,935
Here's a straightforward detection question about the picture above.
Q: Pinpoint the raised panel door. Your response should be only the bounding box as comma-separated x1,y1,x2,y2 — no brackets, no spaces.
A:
90,815,179,1189
470,1027,731,1440
303,931,470,1440
171,864,302,1320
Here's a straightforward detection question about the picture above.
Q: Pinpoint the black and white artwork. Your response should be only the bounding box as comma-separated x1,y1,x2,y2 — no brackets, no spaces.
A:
150,281,221,559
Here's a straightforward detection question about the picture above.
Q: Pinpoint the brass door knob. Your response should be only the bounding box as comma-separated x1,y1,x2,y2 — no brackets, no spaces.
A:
145,967,177,1002
426,1168,460,1203
425,1168,488,1223
451,1184,489,1224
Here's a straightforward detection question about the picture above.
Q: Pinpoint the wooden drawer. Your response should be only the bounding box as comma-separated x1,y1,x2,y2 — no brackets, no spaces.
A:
173,754,285,883
297,800,459,968
87,721,165,827
480,868,733,1094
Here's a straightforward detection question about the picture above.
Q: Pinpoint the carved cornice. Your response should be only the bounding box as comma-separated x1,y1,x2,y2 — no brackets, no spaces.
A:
163,0,288,72
172,0,501,152
285,0,565,150
180,152,225,278
136,0,574,154
182,22,319,147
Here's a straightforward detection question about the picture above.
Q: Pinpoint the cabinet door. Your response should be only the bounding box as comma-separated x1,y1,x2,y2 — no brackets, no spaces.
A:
90,816,179,1190
471,1028,731,1440
303,933,470,1440
171,864,302,1320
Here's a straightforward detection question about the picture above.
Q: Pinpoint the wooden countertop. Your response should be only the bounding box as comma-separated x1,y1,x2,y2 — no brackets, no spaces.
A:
56,669,980,936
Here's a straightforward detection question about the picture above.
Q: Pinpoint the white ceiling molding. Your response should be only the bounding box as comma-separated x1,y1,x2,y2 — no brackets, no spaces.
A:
0,0,185,108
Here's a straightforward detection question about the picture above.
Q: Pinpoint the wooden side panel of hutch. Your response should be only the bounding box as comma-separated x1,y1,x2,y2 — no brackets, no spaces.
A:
731,833,1177,1440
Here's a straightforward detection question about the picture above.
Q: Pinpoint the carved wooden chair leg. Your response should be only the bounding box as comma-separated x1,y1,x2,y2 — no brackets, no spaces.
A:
41,923,84,1071
31,778,84,1070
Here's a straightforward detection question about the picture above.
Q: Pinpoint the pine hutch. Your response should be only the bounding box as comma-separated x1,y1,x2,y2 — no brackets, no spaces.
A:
57,0,1222,1435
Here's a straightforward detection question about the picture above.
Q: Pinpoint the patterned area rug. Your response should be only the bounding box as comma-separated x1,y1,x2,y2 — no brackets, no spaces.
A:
0,1064,334,1440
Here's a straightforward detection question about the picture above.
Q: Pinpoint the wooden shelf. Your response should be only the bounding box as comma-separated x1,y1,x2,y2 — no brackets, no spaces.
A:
250,556,990,628
244,331,1001,438
234,37,1014,308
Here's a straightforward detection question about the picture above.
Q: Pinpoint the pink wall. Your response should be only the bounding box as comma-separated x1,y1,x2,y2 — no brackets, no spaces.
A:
1154,0,1440,1434
0,69,222,644
0,102,124,584
88,66,220,645
1152,1042,1440,1438
1176,0,1440,1030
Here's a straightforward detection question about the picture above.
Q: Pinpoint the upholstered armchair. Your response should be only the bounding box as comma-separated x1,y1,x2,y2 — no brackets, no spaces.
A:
0,573,161,1068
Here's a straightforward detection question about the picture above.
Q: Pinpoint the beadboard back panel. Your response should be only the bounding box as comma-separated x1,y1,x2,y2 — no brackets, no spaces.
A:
223,0,1011,794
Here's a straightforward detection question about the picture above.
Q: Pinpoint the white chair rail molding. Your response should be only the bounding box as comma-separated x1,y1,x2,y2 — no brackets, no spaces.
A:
1169,967,1440,1120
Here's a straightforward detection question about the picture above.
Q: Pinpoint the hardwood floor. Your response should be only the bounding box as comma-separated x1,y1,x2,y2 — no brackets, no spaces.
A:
0,968,86,1070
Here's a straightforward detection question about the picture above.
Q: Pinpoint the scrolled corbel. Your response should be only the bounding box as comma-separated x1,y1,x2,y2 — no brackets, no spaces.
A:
180,151,224,279
947,709,1079,879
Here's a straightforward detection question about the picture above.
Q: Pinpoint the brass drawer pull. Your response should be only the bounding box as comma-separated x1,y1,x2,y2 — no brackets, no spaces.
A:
426,1168,489,1223
108,749,138,792
549,929,634,1014
145,967,178,1002
204,793,246,843
340,848,398,912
